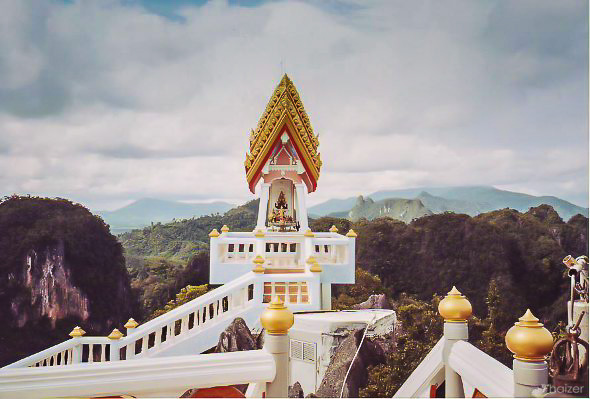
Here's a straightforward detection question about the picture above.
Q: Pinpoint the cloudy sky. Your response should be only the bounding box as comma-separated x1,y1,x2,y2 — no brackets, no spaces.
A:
0,0,588,211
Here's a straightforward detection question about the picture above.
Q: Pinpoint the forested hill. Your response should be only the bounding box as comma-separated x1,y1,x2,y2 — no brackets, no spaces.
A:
122,198,587,332
119,199,259,259
0,196,134,366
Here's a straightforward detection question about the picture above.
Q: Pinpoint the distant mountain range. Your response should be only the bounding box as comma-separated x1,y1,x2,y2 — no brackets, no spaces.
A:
98,198,234,233
311,186,588,222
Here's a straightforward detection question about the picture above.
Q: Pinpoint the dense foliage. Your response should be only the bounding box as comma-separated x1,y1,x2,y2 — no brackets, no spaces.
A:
0,196,134,366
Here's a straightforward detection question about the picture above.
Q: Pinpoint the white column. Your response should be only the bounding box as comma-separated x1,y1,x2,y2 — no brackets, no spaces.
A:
513,360,548,397
265,334,290,398
443,322,467,398
321,283,332,310
295,183,309,231
257,183,271,230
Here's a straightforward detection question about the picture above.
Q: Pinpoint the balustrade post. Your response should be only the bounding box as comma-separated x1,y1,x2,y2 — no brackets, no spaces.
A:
124,318,139,335
438,286,472,398
68,326,85,364
505,310,553,397
107,329,124,361
260,297,294,398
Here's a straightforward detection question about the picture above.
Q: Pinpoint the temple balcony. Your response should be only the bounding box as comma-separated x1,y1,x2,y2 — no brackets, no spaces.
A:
209,230,355,285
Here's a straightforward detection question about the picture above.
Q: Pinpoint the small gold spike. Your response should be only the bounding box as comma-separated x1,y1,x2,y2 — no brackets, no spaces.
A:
124,318,139,329
346,229,357,238
329,225,339,233
438,286,472,322
505,309,553,361
252,255,265,273
209,229,220,238
107,328,124,340
221,225,230,233
254,229,265,237
69,326,86,338
304,229,314,237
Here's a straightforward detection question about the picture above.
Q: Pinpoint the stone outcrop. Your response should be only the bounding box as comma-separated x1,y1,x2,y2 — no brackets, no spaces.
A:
351,293,392,310
12,241,90,328
314,328,388,398
289,381,304,398
215,317,258,353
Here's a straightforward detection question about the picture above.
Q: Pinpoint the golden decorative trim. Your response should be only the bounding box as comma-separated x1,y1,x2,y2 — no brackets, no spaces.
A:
124,318,139,329
254,229,265,237
69,326,86,338
438,286,472,322
304,229,314,237
505,309,554,362
107,328,124,340
252,255,265,273
329,225,339,233
346,229,357,238
209,229,220,238
245,74,321,191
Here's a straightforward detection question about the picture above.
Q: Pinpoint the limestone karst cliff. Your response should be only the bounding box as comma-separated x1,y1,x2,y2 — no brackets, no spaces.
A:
0,196,135,366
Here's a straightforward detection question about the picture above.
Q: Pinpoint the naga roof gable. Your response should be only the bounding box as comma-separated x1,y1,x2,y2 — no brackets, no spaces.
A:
244,74,321,193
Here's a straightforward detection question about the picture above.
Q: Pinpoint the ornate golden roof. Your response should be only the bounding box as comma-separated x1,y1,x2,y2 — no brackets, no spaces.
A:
245,74,321,193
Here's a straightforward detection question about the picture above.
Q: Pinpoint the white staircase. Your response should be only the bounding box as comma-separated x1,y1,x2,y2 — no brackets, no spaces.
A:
3,270,322,369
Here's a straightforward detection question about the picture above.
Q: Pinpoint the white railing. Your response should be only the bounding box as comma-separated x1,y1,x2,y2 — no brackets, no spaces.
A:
448,341,513,398
210,230,355,284
4,271,321,369
0,350,275,399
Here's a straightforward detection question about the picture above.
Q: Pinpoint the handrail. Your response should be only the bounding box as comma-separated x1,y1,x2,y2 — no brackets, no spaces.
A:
3,272,259,369
448,340,513,398
0,350,275,399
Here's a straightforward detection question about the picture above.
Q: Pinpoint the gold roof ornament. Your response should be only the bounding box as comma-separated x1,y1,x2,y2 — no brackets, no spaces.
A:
252,255,265,273
221,225,230,233
124,318,139,329
69,326,86,338
346,229,358,238
260,297,294,335
107,328,124,340
505,309,554,362
329,225,339,233
308,256,322,273
245,74,321,193
255,229,265,237
438,286,473,322
209,229,220,238
304,229,314,237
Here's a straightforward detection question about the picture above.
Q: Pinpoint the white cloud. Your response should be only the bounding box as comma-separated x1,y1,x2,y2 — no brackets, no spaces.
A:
0,0,587,211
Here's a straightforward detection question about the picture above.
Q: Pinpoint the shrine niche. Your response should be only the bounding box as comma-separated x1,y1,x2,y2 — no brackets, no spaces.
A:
267,178,298,231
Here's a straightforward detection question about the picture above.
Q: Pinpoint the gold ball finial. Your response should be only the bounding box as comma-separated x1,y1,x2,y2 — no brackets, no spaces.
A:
329,225,339,233
107,328,124,340
221,225,230,233
252,255,265,273
304,229,314,237
438,286,472,322
209,228,220,238
505,309,554,362
69,326,86,338
346,229,357,238
260,297,294,335
124,318,139,329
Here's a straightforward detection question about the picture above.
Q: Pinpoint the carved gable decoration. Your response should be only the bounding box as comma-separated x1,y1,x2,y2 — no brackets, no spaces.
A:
244,74,321,193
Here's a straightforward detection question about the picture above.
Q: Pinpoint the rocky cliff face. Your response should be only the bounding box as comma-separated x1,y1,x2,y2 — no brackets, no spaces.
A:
348,196,432,223
0,196,135,366
12,241,90,328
